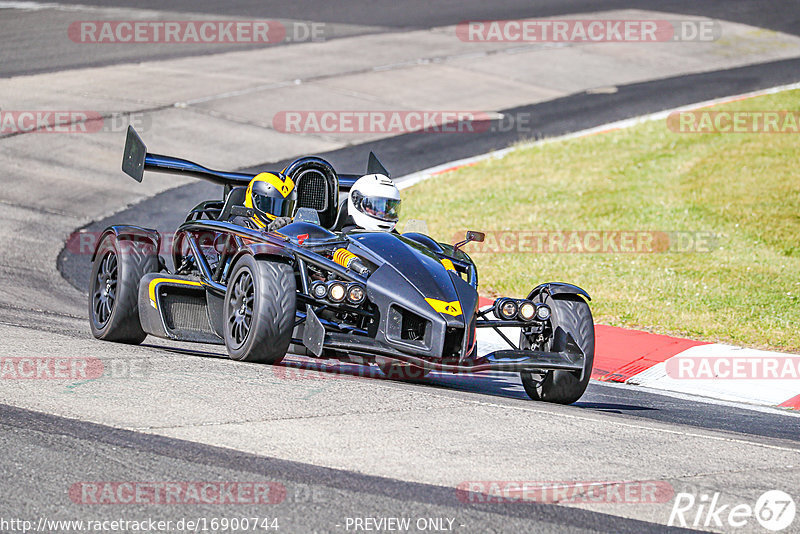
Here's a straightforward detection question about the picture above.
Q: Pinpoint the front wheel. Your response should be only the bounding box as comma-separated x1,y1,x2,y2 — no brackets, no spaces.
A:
520,294,594,404
223,255,296,364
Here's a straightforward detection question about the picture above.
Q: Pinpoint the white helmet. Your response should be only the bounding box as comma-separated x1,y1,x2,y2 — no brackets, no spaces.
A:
348,174,401,231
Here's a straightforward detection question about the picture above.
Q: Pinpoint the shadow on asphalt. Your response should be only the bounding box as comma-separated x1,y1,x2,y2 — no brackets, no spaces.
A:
573,402,657,412
136,343,552,403
126,342,800,444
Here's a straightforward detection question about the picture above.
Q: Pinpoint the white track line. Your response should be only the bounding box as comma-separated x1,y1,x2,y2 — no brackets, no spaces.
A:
596,380,800,418
0,1,133,11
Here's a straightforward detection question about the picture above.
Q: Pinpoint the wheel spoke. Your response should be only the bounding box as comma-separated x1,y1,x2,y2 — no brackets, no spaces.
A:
92,251,120,328
235,322,244,344
227,267,257,347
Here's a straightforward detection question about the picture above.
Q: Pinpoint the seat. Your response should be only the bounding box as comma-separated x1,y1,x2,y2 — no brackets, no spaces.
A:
331,198,351,231
217,186,247,221
283,157,339,229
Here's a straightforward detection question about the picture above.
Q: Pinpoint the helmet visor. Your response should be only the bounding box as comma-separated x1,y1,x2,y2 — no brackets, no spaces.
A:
357,194,401,223
254,194,296,219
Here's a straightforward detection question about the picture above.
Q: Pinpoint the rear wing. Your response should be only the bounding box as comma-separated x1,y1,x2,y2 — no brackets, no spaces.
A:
122,126,253,187
338,152,391,189
121,126,387,190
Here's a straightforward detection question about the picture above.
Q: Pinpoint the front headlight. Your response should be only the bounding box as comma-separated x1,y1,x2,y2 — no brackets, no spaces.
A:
346,284,366,305
494,298,518,320
327,281,346,303
518,301,536,321
535,303,551,321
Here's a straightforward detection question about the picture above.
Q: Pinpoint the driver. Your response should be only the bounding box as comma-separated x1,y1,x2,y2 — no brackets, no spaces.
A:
341,174,401,233
242,172,296,231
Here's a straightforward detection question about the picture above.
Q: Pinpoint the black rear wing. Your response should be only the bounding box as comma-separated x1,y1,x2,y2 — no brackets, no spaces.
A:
121,126,386,190
122,126,253,187
337,152,391,188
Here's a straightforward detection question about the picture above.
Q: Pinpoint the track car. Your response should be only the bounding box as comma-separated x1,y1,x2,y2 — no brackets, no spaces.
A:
89,126,594,403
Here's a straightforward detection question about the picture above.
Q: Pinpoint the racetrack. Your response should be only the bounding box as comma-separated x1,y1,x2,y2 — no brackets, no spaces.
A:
2,2,800,533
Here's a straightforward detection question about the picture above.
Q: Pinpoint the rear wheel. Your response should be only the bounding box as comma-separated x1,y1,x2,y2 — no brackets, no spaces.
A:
520,294,594,404
224,255,296,364
88,234,158,343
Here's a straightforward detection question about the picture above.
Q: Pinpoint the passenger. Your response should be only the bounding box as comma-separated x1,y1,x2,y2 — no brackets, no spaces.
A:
339,174,401,233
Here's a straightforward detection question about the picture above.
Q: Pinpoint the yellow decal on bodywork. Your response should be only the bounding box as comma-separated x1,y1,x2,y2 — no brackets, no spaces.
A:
440,259,456,271
149,278,203,309
425,298,462,317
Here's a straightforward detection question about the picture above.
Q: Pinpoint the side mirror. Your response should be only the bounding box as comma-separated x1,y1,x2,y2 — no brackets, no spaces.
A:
466,231,485,243
454,230,485,253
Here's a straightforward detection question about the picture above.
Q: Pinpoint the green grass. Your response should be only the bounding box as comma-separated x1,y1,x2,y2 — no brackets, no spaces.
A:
400,90,800,352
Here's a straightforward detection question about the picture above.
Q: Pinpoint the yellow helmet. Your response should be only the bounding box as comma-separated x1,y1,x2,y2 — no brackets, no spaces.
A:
244,172,297,228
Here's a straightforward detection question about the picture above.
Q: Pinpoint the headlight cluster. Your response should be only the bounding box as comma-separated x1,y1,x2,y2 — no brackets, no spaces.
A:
493,298,550,322
311,280,366,305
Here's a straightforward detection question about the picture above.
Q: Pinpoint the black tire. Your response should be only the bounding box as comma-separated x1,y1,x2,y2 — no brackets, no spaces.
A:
520,294,594,404
88,234,158,344
378,360,431,380
223,255,295,364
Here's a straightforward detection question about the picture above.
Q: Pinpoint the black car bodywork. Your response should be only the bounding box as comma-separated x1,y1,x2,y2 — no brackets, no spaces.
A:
90,127,593,402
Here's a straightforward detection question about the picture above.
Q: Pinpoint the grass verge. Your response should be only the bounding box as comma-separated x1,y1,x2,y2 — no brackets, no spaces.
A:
400,89,800,351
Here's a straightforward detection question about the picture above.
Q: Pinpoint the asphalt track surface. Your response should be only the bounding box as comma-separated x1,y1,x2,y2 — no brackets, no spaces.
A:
57,56,800,446
2,368,797,533
3,403,704,534
5,1,800,533
23,0,800,31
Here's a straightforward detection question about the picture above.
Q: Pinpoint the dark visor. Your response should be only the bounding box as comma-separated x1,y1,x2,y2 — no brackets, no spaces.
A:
254,194,296,219
355,194,401,222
